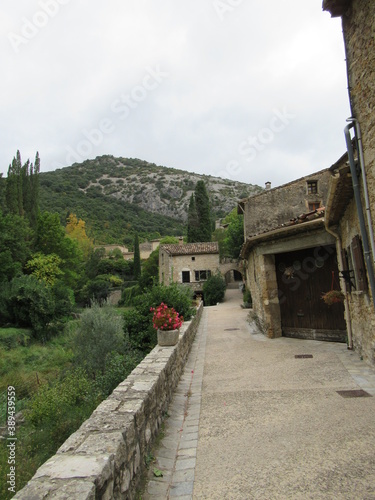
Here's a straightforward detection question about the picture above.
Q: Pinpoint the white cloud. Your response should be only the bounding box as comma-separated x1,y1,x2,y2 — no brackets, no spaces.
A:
0,0,351,188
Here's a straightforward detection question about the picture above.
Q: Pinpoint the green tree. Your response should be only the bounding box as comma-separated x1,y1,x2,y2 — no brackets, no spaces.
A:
5,151,40,226
4,275,56,336
25,152,40,229
138,248,159,290
0,174,5,212
6,151,23,216
0,210,32,282
133,233,141,279
34,212,83,289
222,209,244,259
73,302,125,377
188,181,212,242
25,253,64,286
187,194,200,243
85,247,106,280
203,272,226,306
195,180,212,241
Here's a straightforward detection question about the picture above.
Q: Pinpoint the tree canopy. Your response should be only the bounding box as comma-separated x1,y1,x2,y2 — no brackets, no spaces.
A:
187,181,212,242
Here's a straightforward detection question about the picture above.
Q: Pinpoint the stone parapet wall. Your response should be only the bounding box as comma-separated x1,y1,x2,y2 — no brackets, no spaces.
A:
14,303,203,500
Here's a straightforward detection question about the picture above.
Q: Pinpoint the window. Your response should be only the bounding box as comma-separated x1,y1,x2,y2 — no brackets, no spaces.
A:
351,235,368,292
191,256,195,261
194,270,211,281
308,202,321,211
342,236,368,292
307,180,318,195
182,271,190,283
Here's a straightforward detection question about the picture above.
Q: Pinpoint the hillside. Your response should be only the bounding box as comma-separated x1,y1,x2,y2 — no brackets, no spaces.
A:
39,156,262,244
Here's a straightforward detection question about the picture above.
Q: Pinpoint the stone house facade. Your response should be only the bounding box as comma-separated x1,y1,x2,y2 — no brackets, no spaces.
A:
159,242,220,293
240,169,347,341
323,0,375,365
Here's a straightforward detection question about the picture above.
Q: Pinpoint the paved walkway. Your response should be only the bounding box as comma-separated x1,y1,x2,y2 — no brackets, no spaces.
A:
143,289,375,499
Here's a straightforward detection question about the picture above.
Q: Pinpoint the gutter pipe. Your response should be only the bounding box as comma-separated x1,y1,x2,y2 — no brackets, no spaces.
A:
325,221,353,349
344,120,375,309
350,118,375,265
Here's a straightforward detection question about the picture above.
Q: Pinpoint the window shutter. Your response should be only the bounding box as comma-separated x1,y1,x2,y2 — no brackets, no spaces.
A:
351,235,368,292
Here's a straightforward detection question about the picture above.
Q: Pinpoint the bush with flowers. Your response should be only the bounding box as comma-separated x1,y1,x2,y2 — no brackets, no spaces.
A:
150,302,184,331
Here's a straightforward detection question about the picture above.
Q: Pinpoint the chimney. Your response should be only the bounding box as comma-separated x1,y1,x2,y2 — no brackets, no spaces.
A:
178,237,183,246
265,181,271,190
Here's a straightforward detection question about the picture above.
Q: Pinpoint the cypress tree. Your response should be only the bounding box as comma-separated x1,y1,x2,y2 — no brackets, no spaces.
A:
187,194,200,243
29,152,40,229
195,180,212,242
5,152,23,216
133,233,141,279
5,150,40,226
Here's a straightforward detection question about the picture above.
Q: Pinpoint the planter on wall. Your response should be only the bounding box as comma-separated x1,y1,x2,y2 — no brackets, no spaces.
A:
157,328,180,346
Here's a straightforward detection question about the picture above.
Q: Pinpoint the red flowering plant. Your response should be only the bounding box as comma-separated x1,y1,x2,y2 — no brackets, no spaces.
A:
150,302,184,331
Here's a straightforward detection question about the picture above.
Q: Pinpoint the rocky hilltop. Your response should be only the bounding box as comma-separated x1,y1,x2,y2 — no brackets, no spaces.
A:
39,155,262,243
74,156,261,220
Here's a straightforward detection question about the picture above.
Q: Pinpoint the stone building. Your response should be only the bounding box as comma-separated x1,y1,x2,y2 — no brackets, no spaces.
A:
240,169,347,341
323,0,375,365
159,242,220,294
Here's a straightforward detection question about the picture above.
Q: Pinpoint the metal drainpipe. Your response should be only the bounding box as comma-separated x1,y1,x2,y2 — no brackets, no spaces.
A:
351,118,375,265
325,222,353,349
344,121,375,309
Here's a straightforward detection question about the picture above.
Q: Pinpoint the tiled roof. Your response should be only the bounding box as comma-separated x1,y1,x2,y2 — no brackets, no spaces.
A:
161,242,219,256
240,208,326,259
247,207,325,239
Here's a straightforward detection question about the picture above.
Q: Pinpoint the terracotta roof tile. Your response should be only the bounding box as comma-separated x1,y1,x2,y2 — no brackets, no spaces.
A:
161,242,219,256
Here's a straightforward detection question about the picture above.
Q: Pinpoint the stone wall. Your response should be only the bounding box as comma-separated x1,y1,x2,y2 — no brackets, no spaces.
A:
343,0,375,218
338,197,375,364
324,0,375,365
160,250,220,289
14,303,203,500
246,249,281,338
243,169,331,239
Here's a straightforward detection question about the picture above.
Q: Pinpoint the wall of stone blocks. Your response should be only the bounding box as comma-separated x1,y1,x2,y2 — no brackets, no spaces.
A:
339,198,375,365
246,249,282,338
170,254,220,284
343,0,375,219
338,1,375,365
160,251,220,286
14,303,203,500
243,170,331,239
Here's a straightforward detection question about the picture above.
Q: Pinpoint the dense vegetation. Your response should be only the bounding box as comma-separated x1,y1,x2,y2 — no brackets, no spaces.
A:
36,155,261,245
0,151,248,498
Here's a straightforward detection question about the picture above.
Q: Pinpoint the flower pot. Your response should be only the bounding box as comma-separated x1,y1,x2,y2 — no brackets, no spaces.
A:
157,328,180,346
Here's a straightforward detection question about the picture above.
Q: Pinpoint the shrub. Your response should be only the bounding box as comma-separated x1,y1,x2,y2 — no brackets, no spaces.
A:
123,308,156,352
0,328,32,350
134,282,194,321
73,301,125,377
51,283,75,318
243,288,252,306
4,275,55,338
203,272,226,306
80,278,110,305
94,350,143,397
25,368,100,454
120,284,142,306
123,282,194,353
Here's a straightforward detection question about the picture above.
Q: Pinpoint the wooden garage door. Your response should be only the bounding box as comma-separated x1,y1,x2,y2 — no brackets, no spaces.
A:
275,245,347,342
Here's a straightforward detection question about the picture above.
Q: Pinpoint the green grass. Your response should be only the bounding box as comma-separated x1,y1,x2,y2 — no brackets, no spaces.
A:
0,328,32,350
0,327,74,405
0,325,76,499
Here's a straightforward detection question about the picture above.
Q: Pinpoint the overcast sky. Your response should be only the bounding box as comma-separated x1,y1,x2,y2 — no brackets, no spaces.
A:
1,0,350,188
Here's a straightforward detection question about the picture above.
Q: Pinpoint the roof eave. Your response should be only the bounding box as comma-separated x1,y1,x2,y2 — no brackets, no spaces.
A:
322,0,351,18
241,218,325,259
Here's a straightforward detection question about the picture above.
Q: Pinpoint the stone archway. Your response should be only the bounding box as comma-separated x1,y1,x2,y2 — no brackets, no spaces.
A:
219,259,244,288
